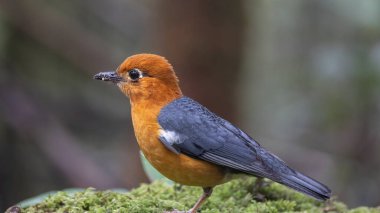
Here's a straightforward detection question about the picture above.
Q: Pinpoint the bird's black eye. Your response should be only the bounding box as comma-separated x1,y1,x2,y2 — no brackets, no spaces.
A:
128,69,141,81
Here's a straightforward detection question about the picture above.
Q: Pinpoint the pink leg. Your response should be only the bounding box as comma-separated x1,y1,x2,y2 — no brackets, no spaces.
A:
164,187,213,213
188,187,213,213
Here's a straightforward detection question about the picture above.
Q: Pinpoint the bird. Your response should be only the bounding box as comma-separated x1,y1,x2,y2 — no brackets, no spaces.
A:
94,53,331,212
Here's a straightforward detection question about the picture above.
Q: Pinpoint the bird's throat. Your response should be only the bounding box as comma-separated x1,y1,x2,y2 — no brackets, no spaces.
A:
127,83,182,110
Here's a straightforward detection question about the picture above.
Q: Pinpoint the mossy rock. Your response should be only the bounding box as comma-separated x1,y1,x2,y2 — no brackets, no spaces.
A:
8,177,380,213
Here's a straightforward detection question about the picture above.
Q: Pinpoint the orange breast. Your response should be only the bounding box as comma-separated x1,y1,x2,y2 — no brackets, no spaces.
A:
131,105,227,187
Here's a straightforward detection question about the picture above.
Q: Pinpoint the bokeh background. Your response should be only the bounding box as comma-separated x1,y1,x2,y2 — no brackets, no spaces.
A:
1,0,379,210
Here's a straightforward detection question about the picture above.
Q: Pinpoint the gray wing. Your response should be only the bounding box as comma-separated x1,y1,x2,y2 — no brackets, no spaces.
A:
157,97,331,200
157,97,288,179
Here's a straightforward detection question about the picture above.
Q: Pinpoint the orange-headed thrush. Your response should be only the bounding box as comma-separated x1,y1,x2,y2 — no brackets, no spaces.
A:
94,54,331,212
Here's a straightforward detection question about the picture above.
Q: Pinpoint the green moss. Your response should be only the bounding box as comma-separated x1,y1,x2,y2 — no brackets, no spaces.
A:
15,177,380,213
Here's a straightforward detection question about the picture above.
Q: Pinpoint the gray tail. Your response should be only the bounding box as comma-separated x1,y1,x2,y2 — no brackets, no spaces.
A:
278,170,331,200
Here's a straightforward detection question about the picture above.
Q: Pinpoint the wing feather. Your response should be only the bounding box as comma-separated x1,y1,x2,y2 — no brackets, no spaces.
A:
158,97,280,178
157,97,331,200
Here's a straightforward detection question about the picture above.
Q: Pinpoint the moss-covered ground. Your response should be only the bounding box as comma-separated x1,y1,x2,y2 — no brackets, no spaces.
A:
10,177,380,213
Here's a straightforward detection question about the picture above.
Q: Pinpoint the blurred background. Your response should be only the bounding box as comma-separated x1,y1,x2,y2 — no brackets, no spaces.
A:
0,0,379,210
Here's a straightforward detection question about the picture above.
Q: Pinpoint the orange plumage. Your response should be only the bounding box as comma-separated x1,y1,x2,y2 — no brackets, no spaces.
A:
117,54,227,187
94,53,331,213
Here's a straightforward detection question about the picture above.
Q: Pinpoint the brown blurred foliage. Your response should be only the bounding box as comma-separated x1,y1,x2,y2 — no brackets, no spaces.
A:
0,0,379,211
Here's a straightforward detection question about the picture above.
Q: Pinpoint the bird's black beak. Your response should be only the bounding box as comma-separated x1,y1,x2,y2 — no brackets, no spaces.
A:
93,71,122,83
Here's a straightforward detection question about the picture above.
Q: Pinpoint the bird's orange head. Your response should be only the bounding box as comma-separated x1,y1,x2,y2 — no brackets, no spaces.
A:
94,54,183,106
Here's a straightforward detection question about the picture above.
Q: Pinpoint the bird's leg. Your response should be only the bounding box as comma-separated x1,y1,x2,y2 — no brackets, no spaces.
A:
253,177,264,193
164,187,213,213
252,177,270,201
188,187,213,213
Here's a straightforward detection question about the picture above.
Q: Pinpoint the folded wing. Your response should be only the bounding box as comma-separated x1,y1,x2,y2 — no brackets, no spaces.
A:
158,97,331,200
